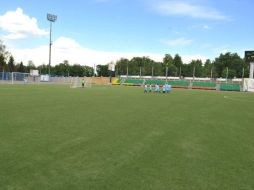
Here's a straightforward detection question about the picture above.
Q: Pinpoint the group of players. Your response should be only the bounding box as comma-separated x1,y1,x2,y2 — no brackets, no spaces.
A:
143,83,171,93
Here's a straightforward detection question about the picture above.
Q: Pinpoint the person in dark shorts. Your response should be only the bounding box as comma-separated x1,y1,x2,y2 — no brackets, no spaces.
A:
82,78,85,88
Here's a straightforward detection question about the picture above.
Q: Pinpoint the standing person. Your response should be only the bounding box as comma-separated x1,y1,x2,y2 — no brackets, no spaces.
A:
82,78,85,88
155,84,159,93
144,84,147,93
168,84,172,92
149,84,152,93
166,83,169,93
162,84,166,93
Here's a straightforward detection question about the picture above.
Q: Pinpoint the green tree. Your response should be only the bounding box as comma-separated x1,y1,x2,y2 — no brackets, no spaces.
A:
190,59,203,77
115,58,129,76
222,68,236,79
96,65,109,77
26,60,36,73
69,64,85,77
203,59,217,78
53,61,70,76
8,55,15,72
17,61,25,73
0,53,5,72
83,66,94,77
163,54,175,77
141,57,156,76
173,54,183,76
0,40,8,71
131,57,144,77
181,63,193,77
153,61,163,76
37,64,49,75
214,52,244,78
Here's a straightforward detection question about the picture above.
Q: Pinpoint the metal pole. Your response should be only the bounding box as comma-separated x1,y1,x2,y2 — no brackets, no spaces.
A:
166,66,168,81
2,69,4,81
11,72,13,84
110,70,112,83
47,13,57,77
210,66,213,79
127,63,128,77
193,66,195,79
152,66,154,77
116,65,118,77
49,21,52,76
226,67,228,82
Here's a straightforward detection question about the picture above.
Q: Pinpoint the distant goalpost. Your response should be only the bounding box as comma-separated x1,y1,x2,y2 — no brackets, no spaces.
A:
0,72,29,84
70,77,92,88
12,72,29,84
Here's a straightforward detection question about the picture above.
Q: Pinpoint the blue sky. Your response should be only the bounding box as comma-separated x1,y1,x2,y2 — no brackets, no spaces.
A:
0,0,253,66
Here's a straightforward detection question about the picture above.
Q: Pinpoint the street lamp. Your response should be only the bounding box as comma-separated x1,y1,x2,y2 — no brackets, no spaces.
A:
47,13,57,76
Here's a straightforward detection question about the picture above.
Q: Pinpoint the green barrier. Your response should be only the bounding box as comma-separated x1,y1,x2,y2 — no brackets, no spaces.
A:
120,79,241,91
169,80,189,86
124,79,144,84
145,80,165,85
192,82,216,87
220,83,240,91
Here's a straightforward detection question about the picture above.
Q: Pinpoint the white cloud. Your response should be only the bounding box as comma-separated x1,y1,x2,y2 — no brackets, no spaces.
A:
162,37,193,46
8,36,207,66
8,36,163,66
153,1,229,20
203,25,211,30
0,8,48,40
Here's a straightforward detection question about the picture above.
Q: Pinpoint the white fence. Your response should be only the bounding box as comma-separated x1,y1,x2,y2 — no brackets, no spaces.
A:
0,72,77,85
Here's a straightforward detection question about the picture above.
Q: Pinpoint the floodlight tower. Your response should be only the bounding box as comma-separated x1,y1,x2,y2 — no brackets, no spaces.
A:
47,13,57,76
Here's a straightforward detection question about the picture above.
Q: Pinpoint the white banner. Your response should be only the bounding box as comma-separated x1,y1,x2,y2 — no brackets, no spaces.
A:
30,69,39,76
40,75,50,82
243,78,254,92
108,63,115,71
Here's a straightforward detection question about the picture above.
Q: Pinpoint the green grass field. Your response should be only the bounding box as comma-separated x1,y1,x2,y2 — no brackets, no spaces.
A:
1,84,254,190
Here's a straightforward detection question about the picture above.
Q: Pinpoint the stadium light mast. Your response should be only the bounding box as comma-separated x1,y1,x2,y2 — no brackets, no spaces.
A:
47,13,57,76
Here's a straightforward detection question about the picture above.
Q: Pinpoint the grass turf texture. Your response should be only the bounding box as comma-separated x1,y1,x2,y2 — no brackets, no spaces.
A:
0,85,254,190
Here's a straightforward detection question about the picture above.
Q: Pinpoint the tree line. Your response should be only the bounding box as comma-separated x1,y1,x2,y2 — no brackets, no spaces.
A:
96,53,249,79
115,54,249,78
0,40,250,78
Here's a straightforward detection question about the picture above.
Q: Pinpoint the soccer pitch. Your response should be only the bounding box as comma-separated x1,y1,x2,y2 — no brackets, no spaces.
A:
0,84,254,190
